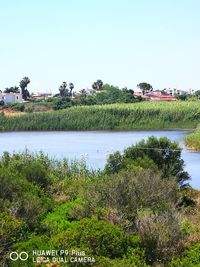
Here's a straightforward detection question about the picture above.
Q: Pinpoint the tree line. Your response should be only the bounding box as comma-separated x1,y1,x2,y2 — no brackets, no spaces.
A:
1,78,153,100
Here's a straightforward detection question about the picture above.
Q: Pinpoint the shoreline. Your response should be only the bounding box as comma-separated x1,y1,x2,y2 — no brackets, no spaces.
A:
0,128,194,133
1,101,200,149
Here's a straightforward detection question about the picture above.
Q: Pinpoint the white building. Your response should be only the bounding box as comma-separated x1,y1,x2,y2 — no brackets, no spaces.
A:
0,92,23,104
32,91,53,100
164,88,188,96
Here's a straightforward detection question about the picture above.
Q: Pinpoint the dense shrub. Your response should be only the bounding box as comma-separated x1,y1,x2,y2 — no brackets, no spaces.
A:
9,103,25,112
95,247,149,267
168,243,200,267
93,86,137,104
13,235,51,267
1,151,53,188
105,136,190,186
51,217,129,259
41,199,83,234
80,169,181,230
53,97,72,110
136,208,186,264
0,212,25,264
0,152,53,228
0,145,197,267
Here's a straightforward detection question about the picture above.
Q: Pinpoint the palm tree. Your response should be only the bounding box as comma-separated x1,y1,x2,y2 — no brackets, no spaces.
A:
59,82,69,97
69,83,74,97
92,80,103,91
80,89,87,97
97,79,103,90
92,82,98,90
4,86,20,93
19,77,30,100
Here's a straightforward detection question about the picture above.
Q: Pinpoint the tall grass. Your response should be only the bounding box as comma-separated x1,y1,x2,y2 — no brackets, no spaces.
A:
0,102,200,131
185,125,200,150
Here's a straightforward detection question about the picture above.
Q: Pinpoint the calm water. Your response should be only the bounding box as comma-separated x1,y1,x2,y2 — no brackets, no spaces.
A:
0,131,199,188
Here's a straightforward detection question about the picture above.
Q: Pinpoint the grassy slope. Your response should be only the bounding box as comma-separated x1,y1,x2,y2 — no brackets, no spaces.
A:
0,102,200,131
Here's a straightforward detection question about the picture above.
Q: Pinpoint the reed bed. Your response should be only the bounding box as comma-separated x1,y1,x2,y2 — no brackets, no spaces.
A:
0,102,200,131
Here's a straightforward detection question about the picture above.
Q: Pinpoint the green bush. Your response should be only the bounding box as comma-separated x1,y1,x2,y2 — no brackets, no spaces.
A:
95,248,149,267
136,208,186,264
0,152,53,228
53,97,72,110
9,103,25,112
12,235,50,267
106,136,190,186
41,199,82,234
52,217,129,258
82,169,180,230
0,212,25,264
0,148,196,267
2,151,53,188
168,243,200,267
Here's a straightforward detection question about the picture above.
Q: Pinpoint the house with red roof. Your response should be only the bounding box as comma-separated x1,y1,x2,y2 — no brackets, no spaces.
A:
134,91,177,101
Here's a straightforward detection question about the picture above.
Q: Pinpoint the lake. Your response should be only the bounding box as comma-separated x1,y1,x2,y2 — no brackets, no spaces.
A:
0,130,199,188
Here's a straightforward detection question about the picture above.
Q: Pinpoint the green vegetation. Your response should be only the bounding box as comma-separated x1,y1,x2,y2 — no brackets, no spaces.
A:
58,81,74,98
2,82,200,149
9,103,26,112
19,77,31,101
0,137,199,266
1,101,200,131
168,243,200,267
185,126,200,150
41,84,139,110
137,82,153,95
105,136,189,186
3,86,20,94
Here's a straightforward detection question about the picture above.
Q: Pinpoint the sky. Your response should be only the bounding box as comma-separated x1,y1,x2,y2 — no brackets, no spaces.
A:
0,0,200,93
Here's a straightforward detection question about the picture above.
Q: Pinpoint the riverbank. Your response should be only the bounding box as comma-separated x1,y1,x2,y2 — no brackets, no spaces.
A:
185,126,200,151
0,102,200,131
0,107,25,117
1,101,200,149
1,130,199,188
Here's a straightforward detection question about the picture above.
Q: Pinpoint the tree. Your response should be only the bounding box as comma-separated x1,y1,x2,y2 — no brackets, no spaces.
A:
195,90,200,100
92,80,103,90
59,82,74,98
176,93,188,101
92,82,98,90
69,82,74,97
80,89,87,97
137,82,153,95
105,136,190,186
97,79,103,90
59,82,69,97
0,100,4,106
4,86,20,93
19,77,30,100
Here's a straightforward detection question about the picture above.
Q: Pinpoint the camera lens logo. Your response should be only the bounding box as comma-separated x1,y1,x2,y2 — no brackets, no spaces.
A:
9,252,29,261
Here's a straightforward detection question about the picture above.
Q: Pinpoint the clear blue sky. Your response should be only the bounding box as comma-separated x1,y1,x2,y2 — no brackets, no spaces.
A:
0,0,200,93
